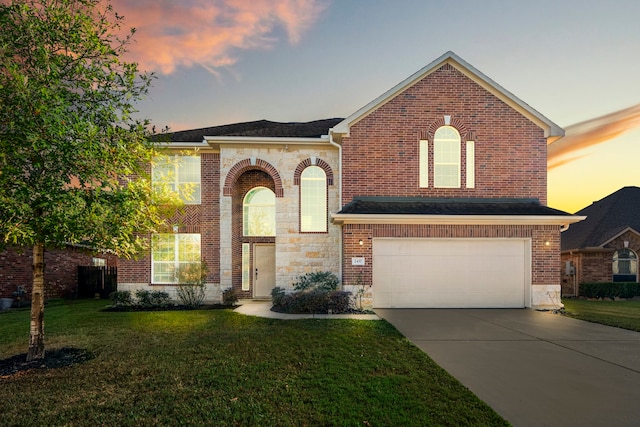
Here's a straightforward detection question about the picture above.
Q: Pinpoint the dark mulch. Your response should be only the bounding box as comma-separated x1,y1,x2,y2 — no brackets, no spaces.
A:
0,347,93,378
101,304,237,312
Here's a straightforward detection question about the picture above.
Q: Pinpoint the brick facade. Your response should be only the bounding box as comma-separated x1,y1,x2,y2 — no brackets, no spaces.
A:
0,245,117,299
341,64,547,205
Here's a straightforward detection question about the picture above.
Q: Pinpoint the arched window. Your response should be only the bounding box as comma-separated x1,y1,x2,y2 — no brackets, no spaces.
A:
243,187,276,236
612,248,637,282
300,166,327,232
433,126,461,188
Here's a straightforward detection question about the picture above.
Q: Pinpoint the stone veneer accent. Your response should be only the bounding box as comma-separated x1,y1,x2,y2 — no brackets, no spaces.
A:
219,144,341,294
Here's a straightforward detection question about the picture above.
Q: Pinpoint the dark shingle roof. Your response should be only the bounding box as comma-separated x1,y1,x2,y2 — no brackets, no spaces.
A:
338,197,572,216
561,186,640,250
162,118,343,142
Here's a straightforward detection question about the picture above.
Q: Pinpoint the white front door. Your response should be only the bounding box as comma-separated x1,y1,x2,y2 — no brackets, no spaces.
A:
254,244,276,298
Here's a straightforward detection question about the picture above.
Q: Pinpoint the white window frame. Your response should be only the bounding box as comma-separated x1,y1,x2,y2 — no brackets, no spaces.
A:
433,126,461,188
300,166,327,232
466,140,475,188
152,155,201,204
243,187,276,237
151,233,201,284
612,248,638,281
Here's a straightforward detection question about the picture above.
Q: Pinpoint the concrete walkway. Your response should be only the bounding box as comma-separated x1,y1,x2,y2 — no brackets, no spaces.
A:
234,300,380,320
376,308,640,427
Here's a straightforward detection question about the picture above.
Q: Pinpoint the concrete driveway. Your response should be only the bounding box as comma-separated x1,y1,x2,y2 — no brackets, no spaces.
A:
375,308,640,427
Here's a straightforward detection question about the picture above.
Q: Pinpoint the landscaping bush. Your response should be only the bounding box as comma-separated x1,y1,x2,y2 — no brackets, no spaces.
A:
109,290,133,307
135,289,172,309
175,262,208,308
222,288,238,306
293,271,339,292
579,282,640,299
271,284,352,314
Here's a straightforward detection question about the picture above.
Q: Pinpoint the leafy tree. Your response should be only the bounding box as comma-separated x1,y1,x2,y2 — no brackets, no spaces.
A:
0,0,171,361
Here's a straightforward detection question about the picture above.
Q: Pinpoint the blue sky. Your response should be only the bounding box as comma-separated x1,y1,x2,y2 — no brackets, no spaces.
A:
119,0,640,213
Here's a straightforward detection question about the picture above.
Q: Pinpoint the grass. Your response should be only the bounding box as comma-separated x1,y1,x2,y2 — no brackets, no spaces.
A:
0,300,507,426
562,299,640,332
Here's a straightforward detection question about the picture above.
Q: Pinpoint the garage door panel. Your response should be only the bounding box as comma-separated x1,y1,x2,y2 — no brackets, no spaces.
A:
373,239,528,308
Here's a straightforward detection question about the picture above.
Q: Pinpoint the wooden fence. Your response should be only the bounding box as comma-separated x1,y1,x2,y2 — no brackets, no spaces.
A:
77,266,117,299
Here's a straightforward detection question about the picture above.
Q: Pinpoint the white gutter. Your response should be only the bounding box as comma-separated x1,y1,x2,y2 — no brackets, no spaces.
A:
328,128,343,282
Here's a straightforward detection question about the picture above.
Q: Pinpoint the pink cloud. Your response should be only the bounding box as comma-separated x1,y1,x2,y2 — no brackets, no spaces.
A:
111,0,327,74
548,103,640,168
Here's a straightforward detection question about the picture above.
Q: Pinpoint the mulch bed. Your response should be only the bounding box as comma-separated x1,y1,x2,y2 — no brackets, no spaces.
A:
0,347,93,379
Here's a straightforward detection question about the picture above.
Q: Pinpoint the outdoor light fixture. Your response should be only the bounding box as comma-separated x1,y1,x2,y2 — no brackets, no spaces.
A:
544,241,550,246
359,239,363,246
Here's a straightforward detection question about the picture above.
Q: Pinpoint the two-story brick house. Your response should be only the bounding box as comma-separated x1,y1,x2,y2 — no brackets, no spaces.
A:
118,51,583,309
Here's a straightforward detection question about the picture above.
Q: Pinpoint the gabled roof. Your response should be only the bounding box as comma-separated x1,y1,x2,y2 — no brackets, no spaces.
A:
162,118,343,143
331,51,564,141
561,186,640,251
332,197,584,226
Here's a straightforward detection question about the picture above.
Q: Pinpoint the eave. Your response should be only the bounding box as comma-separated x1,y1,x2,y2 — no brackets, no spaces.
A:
331,213,586,228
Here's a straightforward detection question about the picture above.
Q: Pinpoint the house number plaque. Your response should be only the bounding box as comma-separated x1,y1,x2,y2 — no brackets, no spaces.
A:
351,257,365,266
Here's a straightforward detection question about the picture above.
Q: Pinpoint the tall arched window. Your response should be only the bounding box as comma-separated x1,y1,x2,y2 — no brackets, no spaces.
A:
613,248,638,282
300,166,327,232
243,187,276,236
433,126,461,188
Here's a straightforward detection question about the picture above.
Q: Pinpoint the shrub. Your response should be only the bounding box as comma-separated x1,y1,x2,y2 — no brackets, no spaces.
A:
271,286,352,314
222,288,238,306
135,289,172,309
176,262,208,308
293,272,339,292
579,282,640,299
110,290,132,307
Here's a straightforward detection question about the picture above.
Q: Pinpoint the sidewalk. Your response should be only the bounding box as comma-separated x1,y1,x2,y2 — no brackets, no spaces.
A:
234,300,380,320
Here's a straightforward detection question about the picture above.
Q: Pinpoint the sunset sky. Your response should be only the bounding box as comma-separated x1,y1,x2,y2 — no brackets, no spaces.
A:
113,0,640,214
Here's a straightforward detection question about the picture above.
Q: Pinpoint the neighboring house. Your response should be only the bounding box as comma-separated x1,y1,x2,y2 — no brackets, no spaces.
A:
119,51,583,309
0,245,117,300
561,186,640,296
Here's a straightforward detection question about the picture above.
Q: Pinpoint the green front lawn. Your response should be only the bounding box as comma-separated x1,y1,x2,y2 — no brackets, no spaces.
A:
0,300,507,426
562,299,640,332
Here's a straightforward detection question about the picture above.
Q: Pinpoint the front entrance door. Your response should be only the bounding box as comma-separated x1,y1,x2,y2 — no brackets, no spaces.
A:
254,244,276,298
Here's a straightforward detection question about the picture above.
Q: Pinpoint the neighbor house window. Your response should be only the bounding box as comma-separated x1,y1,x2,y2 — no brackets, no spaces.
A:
152,234,201,284
612,248,637,282
433,126,461,188
243,187,276,236
152,155,201,204
300,166,327,232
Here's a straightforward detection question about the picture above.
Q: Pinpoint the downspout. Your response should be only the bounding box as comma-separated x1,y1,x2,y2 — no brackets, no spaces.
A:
329,128,343,283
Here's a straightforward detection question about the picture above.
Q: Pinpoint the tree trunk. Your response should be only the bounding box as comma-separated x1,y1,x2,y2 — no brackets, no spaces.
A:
26,242,46,361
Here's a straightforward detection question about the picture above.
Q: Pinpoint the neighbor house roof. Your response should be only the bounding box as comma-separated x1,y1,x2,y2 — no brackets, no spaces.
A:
332,197,584,227
331,51,564,142
561,186,640,251
162,118,343,143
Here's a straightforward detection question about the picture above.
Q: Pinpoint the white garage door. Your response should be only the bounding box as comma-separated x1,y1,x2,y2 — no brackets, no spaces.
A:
373,238,530,308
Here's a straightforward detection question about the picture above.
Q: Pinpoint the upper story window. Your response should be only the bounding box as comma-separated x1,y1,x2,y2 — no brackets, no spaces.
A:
151,233,201,284
152,155,201,204
300,166,327,232
243,187,276,236
433,126,461,188
612,248,638,282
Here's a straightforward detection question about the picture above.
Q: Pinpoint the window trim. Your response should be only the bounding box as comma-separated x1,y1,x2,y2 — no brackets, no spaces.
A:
612,248,638,282
433,126,461,188
152,155,202,205
243,186,276,237
151,233,201,285
300,166,328,233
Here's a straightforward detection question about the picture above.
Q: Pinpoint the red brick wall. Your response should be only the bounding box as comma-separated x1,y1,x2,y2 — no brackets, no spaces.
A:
341,63,547,205
342,224,561,290
0,245,117,299
118,153,220,285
